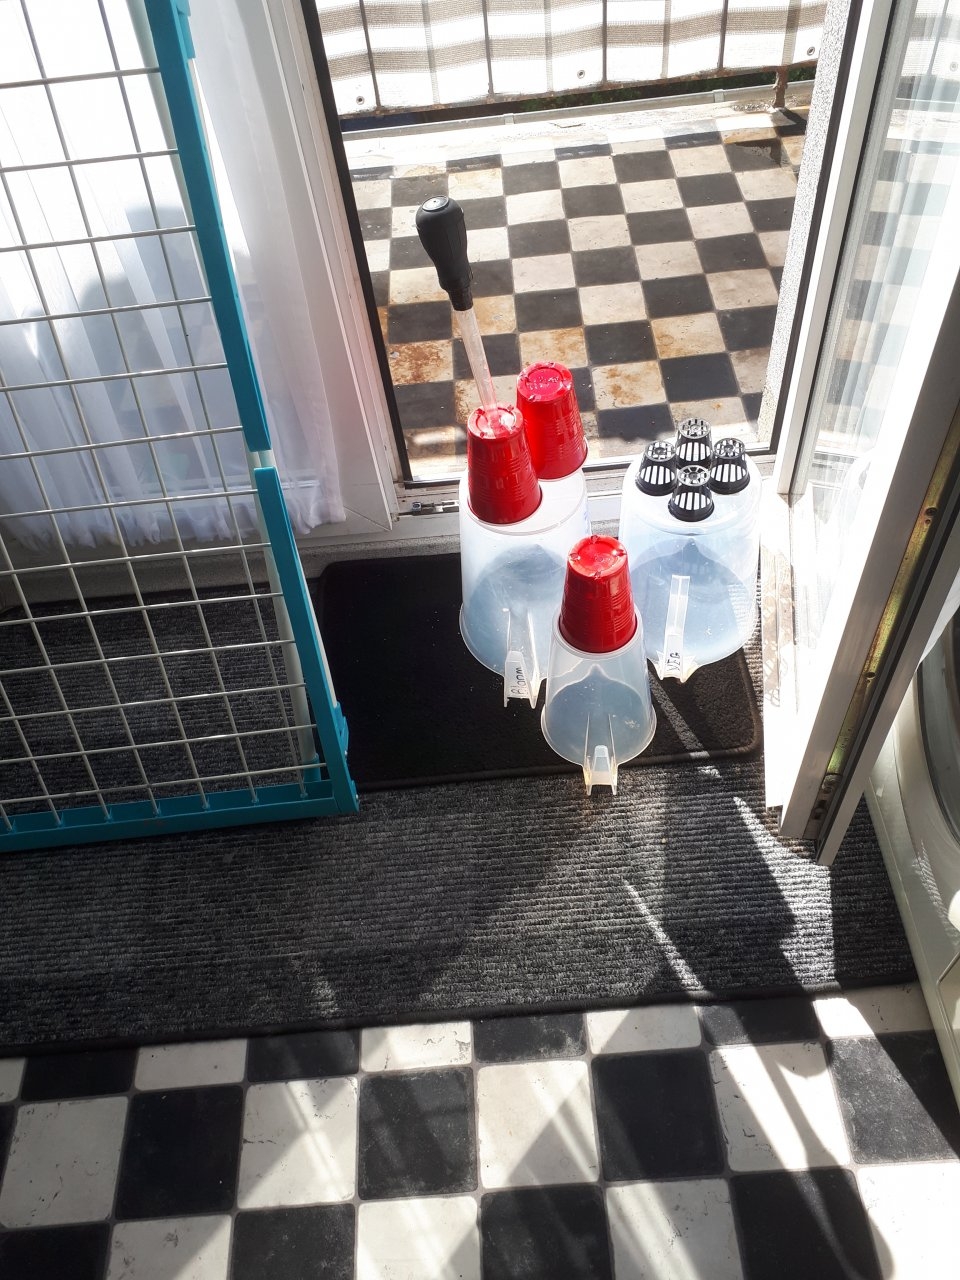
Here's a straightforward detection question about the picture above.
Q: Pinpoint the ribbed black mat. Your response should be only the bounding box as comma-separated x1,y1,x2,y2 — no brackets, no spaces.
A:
0,558,915,1051
313,554,761,789
0,762,913,1050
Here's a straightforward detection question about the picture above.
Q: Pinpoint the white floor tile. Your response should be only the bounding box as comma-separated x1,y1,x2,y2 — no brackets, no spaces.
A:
357,1196,481,1280
857,1163,960,1280
607,1179,743,1280
0,1097,127,1228
237,1078,357,1208
361,1022,472,1072
710,1042,850,1171
135,1040,247,1091
108,1216,231,1280
0,1057,24,1102
586,1005,701,1055
477,1060,599,1188
814,985,933,1038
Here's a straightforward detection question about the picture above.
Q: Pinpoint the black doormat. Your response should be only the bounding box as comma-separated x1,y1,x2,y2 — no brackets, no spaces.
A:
313,553,762,790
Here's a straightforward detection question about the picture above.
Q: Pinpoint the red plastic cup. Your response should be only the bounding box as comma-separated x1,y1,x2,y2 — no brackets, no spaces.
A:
516,362,587,480
467,404,541,524
559,535,637,654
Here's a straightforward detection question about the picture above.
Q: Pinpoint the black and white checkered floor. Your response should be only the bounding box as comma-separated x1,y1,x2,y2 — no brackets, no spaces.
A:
350,105,805,475
1,984,958,1278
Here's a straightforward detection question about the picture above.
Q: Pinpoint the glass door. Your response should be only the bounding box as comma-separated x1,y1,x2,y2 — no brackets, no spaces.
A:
765,0,960,861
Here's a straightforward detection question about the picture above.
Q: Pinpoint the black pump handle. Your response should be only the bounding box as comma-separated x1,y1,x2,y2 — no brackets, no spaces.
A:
416,196,473,311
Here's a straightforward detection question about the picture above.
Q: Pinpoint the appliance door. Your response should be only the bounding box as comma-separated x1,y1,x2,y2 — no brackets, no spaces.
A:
764,0,960,863
868,607,960,1102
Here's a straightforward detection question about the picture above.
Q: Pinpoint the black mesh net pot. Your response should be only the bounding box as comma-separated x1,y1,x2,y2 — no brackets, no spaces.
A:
676,418,713,468
635,440,678,496
709,437,751,494
668,465,715,522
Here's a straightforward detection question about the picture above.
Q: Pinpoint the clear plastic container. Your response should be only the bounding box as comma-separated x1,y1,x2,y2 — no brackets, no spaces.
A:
541,618,656,794
458,471,592,705
619,446,762,682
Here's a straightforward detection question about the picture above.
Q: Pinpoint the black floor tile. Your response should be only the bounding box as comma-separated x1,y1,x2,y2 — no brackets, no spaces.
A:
508,219,571,258
772,265,783,290
387,301,451,343
626,208,692,244
447,153,502,172
642,273,714,318
718,305,778,349
700,997,819,1045
474,1012,586,1062
731,1169,882,1280
20,1047,136,1101
358,1069,476,1199
481,1186,612,1280
563,184,625,217
247,1030,360,1082
556,142,612,159
677,173,743,206
743,391,763,422
454,332,521,379
597,403,674,441
115,1085,244,1219
459,195,508,229
661,352,738,401
394,380,456,431
472,259,515,297
370,270,389,308
502,161,561,195
613,150,674,183
698,232,767,273
828,1032,960,1161
0,1224,111,1280
726,139,784,171
231,1205,355,1280
358,208,391,240
573,247,639,286
515,288,581,331
593,1051,724,1179
747,197,795,231
0,1101,13,1173
391,173,447,206
585,320,656,365
572,365,595,412
389,235,428,270
666,127,721,149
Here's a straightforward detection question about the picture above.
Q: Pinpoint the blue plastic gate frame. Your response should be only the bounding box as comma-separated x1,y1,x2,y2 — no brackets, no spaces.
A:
0,0,357,851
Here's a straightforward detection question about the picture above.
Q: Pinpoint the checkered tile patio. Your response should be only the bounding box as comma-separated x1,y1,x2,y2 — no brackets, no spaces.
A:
1,985,957,1278
350,105,806,476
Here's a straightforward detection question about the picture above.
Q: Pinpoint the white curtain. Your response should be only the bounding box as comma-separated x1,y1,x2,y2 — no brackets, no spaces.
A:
0,0,344,556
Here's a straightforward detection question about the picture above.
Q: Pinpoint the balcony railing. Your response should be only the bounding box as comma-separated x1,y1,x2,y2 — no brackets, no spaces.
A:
316,0,827,118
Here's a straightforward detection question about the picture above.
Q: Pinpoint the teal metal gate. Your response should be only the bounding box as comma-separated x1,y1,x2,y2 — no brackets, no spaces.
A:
0,0,357,851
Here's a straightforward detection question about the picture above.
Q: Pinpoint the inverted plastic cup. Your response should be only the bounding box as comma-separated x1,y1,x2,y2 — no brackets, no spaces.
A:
516,362,588,480
542,536,656,794
618,438,762,683
466,404,541,524
459,406,588,707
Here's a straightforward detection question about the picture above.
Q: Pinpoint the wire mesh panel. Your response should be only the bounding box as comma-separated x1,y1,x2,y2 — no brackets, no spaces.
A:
0,0,357,850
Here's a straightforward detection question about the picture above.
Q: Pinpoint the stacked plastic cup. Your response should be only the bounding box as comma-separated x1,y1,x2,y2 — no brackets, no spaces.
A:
516,361,590,536
541,535,656,794
619,424,761,682
458,403,592,707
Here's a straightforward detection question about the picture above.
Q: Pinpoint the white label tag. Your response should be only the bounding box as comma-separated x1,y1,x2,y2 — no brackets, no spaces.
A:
505,654,529,701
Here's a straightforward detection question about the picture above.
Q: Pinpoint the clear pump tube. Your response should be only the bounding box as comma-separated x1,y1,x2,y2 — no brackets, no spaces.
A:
457,308,498,412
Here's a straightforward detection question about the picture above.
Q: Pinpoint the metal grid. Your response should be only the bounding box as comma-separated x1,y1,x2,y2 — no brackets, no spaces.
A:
0,0,355,847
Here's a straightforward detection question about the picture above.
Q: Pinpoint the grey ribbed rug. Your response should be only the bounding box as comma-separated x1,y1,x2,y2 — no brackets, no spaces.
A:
0,755,912,1050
